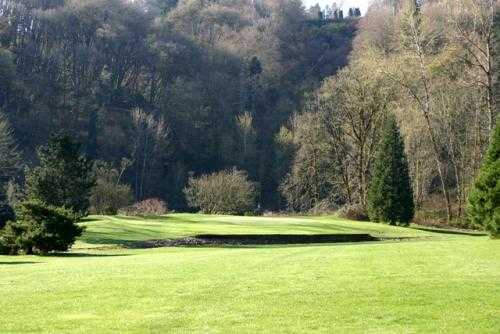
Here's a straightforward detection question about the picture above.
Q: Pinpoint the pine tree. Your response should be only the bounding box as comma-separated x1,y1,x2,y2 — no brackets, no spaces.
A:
0,113,21,186
0,113,20,228
25,133,95,217
367,114,414,226
0,194,15,229
468,119,499,238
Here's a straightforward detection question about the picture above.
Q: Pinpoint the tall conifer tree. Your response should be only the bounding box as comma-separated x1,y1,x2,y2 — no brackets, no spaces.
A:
468,120,499,238
0,114,20,228
26,134,95,217
368,114,414,225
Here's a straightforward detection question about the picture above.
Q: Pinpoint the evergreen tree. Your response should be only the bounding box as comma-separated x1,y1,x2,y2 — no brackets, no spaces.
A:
468,119,499,238
0,200,83,255
0,113,21,186
0,190,15,229
0,113,20,228
367,115,414,225
26,134,95,217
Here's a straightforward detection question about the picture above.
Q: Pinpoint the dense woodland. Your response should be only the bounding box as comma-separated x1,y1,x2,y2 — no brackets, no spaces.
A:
0,0,357,210
0,0,499,229
280,0,499,227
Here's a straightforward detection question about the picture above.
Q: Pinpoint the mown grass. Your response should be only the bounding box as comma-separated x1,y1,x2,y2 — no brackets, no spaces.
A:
1,214,499,333
78,214,442,247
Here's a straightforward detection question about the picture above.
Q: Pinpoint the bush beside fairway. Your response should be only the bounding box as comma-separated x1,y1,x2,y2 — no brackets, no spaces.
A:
1,214,499,333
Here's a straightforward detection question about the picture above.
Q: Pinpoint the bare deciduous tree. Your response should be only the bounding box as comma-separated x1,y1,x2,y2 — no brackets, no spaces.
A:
446,0,499,133
131,108,170,201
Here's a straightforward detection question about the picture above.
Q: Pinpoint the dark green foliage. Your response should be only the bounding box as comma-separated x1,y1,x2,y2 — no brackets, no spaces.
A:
468,120,500,237
0,48,16,107
0,221,21,255
248,57,262,76
495,12,500,116
367,115,414,226
0,199,15,229
0,113,21,185
0,113,20,229
26,134,95,217
0,201,83,255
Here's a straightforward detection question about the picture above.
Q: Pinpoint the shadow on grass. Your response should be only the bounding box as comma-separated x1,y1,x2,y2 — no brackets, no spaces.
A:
0,261,41,265
124,233,406,249
411,226,486,236
106,215,184,223
80,217,103,223
200,233,377,243
43,253,132,258
191,238,424,249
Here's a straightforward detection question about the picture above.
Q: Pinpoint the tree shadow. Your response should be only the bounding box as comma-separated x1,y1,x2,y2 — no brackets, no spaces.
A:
80,217,103,223
123,233,426,249
0,261,41,265
43,253,132,258
196,238,423,250
410,226,486,236
125,233,389,249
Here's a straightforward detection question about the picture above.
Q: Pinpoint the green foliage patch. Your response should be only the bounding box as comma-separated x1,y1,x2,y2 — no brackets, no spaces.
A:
468,119,500,237
26,134,95,217
368,115,414,226
0,201,83,255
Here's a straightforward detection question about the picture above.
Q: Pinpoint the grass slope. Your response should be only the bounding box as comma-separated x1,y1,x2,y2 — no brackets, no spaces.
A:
1,214,499,333
79,214,438,247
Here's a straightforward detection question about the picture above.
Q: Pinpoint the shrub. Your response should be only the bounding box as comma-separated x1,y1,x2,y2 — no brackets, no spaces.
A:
0,201,83,255
119,198,168,216
25,133,95,217
412,205,477,230
184,169,257,215
0,220,24,255
336,204,369,221
367,115,414,226
468,119,499,238
0,239,8,254
90,162,133,215
309,199,338,215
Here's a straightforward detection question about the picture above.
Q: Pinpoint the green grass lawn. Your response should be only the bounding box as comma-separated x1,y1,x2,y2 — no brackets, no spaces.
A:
78,214,444,247
1,214,499,333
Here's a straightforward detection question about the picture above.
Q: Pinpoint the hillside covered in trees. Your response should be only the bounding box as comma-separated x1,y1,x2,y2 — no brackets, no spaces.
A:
0,0,358,209
0,0,499,230
1,1,499,331
280,0,499,228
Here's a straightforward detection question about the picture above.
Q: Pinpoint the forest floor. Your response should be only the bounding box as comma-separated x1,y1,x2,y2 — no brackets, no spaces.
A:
1,214,499,333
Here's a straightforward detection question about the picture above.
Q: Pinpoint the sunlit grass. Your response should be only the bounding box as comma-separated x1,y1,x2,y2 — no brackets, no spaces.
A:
1,214,498,333
78,214,438,247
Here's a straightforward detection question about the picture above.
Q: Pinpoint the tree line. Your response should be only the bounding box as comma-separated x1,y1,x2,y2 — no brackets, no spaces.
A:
0,0,498,239
279,0,499,233
0,0,357,210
